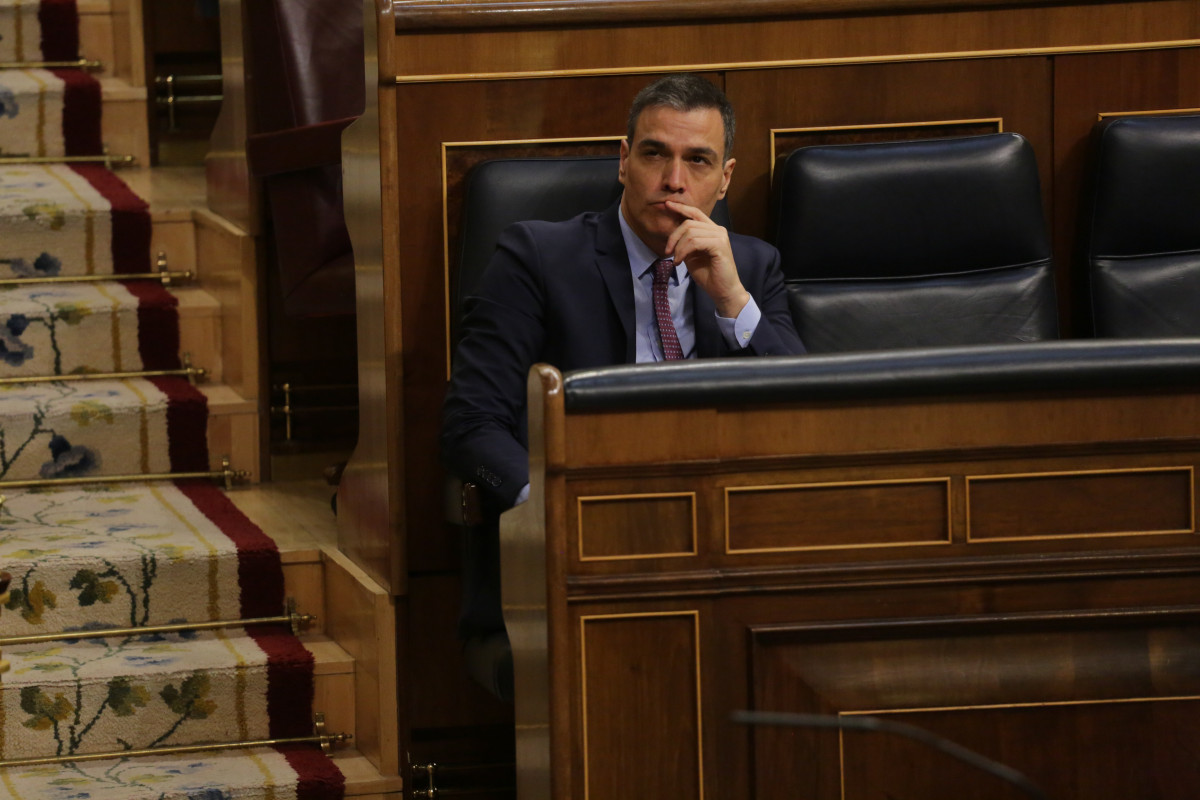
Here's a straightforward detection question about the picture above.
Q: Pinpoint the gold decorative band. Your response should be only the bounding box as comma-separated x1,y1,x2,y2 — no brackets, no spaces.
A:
395,38,1200,85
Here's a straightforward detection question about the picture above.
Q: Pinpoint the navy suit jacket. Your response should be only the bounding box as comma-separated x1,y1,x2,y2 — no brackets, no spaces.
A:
441,201,805,513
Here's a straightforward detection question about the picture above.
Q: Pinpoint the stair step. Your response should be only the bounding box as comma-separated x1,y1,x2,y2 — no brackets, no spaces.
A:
0,376,207,482
1,627,311,760
335,753,406,798
0,280,182,377
0,744,346,799
204,382,261,481
99,76,149,166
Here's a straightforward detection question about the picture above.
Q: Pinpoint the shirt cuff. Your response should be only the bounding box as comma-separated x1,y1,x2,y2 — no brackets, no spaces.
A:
514,483,531,507
715,296,762,349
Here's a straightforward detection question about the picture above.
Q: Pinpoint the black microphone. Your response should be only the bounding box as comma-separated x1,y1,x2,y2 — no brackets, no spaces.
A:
732,710,1049,800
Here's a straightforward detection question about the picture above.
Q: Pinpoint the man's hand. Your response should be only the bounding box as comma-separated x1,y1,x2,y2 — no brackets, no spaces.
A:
664,199,751,318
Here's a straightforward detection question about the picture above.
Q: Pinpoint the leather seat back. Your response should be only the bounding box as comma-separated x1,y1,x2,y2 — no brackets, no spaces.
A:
1079,113,1200,337
774,133,1058,352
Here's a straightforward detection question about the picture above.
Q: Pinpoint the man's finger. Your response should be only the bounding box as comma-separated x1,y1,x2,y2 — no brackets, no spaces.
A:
664,199,713,223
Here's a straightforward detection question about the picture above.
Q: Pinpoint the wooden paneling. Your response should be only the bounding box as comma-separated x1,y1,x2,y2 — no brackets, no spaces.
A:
341,0,1200,778
750,616,1200,799
967,467,1196,541
392,1,1200,79
725,479,951,553
507,357,1200,799
578,612,703,800
576,493,697,560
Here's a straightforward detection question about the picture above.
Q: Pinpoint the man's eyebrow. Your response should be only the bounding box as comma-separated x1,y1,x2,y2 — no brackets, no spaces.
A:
635,138,719,159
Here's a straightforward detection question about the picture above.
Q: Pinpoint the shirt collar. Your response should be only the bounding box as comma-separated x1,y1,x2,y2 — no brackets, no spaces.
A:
618,199,688,284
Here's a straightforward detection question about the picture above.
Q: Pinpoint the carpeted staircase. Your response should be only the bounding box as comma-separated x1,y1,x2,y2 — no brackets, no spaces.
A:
0,2,351,797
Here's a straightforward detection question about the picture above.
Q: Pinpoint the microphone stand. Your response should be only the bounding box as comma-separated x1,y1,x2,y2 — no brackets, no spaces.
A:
732,710,1050,800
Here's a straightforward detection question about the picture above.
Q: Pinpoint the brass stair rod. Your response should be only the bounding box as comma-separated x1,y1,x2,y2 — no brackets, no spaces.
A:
0,610,315,648
0,154,136,167
0,456,248,492
0,269,194,286
0,730,353,769
0,58,101,70
0,365,207,386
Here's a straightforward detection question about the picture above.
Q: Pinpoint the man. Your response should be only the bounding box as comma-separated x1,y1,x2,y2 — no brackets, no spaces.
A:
441,74,805,696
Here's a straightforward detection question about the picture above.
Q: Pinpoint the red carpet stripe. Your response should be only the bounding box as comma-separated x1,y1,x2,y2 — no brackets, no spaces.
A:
148,375,210,473
125,280,182,370
250,627,318,738
37,0,79,61
173,480,285,619
279,744,348,800
52,68,101,155
70,164,153,274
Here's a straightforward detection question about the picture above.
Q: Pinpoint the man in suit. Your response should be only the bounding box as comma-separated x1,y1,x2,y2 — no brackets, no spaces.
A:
441,74,805,697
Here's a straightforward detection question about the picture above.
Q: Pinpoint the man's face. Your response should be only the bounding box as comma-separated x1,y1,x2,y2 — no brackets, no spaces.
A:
618,105,736,255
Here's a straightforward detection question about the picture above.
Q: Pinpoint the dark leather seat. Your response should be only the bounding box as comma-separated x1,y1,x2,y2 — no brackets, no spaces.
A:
774,133,1058,353
450,155,729,700
1077,113,1200,337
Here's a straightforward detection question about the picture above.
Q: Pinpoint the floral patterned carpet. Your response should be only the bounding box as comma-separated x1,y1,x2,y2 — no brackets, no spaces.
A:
0,2,346,797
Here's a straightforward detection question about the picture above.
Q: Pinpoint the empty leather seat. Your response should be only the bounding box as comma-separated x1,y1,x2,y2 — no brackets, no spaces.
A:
774,133,1058,352
1077,113,1200,337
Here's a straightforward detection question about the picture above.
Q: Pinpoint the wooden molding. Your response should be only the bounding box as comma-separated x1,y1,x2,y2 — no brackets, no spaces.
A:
392,0,1115,31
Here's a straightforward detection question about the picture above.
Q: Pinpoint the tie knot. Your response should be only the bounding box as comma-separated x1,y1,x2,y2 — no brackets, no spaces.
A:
652,257,675,286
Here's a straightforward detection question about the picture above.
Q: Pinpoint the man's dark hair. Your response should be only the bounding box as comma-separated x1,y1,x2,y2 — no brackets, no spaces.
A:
626,74,736,160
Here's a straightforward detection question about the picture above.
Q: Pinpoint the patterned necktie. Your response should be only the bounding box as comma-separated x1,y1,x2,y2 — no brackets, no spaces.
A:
652,257,685,361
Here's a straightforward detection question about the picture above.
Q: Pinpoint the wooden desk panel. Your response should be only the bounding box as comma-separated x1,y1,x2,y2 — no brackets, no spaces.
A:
506,364,1200,799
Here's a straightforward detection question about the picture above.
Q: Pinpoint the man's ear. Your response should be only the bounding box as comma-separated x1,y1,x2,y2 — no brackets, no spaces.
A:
719,157,736,197
618,139,629,185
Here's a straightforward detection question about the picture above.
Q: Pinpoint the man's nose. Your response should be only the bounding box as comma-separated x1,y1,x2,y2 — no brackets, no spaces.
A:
662,158,686,191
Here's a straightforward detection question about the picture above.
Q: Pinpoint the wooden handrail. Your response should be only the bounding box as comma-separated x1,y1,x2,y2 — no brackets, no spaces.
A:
392,0,1124,31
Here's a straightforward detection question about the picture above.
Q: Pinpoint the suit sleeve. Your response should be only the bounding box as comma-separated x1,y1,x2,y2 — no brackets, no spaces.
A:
441,224,546,510
741,243,807,356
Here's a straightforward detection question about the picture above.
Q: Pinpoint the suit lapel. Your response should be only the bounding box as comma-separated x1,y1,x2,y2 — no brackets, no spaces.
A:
594,204,636,362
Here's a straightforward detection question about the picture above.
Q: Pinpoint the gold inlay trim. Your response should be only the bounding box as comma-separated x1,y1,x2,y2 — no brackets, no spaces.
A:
768,117,1003,184
1098,106,1200,120
579,610,704,800
576,491,698,562
395,39,1200,85
441,135,625,378
847,692,1200,719
964,465,1196,543
724,477,953,555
